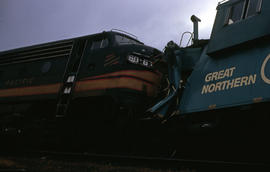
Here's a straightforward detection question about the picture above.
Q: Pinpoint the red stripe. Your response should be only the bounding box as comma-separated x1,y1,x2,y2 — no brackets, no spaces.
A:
80,70,159,81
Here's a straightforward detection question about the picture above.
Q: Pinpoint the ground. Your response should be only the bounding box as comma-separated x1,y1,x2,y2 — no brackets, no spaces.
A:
0,156,195,172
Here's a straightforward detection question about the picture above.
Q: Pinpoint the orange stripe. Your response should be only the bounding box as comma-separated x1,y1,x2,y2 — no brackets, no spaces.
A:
0,71,161,98
0,83,61,97
80,70,161,85
75,77,157,96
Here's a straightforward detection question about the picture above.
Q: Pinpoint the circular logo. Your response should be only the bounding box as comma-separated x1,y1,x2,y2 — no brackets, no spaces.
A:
261,53,270,85
41,62,52,73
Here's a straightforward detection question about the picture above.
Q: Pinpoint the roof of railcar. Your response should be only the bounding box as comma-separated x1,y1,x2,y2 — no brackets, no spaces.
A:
0,31,142,56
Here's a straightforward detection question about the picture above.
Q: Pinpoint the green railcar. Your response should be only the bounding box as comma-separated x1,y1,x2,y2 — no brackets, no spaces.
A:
0,31,164,125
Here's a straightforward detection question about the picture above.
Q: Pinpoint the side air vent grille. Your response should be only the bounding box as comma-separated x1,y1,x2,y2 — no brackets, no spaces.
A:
0,40,74,65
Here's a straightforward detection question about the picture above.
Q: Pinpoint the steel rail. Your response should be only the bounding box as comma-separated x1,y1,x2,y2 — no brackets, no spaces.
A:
32,150,270,171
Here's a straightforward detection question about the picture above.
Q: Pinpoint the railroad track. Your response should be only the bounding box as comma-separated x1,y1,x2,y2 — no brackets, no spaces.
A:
0,169,26,172
4,150,268,172
1,125,270,171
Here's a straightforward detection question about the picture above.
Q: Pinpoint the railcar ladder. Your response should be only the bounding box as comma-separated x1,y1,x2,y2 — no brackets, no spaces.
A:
56,39,87,118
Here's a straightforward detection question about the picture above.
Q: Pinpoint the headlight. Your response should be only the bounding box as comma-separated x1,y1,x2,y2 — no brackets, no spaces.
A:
127,55,153,68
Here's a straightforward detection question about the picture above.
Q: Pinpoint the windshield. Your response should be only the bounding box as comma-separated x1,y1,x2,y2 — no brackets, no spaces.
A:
114,34,142,45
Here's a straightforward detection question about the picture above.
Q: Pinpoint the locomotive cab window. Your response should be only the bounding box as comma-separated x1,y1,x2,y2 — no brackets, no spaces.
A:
226,0,262,25
227,1,245,24
114,34,142,46
246,0,262,17
91,38,109,50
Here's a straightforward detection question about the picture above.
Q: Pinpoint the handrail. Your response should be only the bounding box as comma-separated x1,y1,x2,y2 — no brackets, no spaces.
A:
218,0,229,5
111,29,138,40
179,32,193,47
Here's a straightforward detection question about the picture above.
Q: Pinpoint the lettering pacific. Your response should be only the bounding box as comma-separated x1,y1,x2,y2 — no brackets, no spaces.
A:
201,67,257,94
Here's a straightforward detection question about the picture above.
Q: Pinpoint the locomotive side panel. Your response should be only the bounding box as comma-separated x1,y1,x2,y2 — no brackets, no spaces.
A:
180,43,270,114
0,40,73,116
0,58,68,101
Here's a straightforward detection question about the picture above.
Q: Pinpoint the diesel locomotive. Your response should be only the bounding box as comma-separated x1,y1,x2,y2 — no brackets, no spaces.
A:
1,0,270,162
149,0,270,136
0,30,165,128
1,0,270,141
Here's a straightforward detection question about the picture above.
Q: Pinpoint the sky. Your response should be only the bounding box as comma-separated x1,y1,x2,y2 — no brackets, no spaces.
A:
0,0,221,52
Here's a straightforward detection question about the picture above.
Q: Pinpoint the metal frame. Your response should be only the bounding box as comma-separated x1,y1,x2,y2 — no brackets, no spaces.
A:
241,0,248,19
256,0,263,13
111,29,138,40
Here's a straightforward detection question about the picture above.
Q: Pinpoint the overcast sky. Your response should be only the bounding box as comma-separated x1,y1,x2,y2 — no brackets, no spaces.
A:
0,0,221,51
